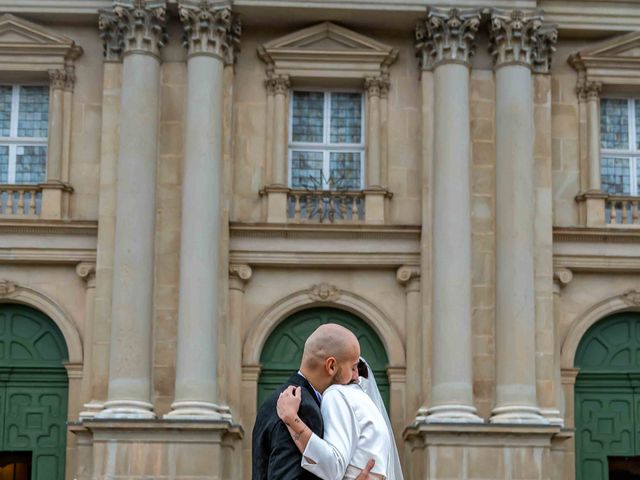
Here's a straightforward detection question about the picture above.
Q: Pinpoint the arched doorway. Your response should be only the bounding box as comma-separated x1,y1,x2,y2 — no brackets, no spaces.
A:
258,307,390,409
0,304,69,480
575,311,640,480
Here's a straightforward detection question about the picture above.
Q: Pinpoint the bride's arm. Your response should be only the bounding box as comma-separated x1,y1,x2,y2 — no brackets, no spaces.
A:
276,386,313,453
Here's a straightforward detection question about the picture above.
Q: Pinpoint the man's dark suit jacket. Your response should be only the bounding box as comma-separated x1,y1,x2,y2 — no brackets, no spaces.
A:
252,372,324,480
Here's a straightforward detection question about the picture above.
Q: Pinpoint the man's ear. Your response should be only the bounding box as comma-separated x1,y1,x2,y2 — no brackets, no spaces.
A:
325,357,337,375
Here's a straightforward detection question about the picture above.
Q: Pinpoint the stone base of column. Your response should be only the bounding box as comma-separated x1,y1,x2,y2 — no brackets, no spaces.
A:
403,423,562,480
78,400,105,420
490,405,549,425
421,404,484,424
540,408,564,427
95,399,155,420
72,419,243,479
164,401,233,422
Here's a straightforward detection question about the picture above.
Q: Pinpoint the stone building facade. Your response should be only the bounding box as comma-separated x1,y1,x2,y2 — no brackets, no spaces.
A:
0,0,639,479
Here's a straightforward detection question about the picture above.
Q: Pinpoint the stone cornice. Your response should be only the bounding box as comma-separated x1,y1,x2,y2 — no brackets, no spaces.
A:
489,9,557,72
178,1,241,63
108,0,168,58
415,7,481,70
553,226,640,243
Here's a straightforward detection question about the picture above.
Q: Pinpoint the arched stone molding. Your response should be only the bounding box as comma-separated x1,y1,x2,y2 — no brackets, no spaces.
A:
561,290,640,369
243,283,405,367
0,280,83,364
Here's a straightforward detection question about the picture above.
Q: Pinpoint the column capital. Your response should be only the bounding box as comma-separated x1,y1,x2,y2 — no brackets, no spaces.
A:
76,262,97,288
489,9,557,72
553,267,573,294
229,263,252,291
179,1,241,63
98,7,124,62
64,65,76,91
577,80,602,102
415,7,481,70
48,69,67,90
107,0,168,59
365,75,390,98
396,265,421,291
266,74,290,95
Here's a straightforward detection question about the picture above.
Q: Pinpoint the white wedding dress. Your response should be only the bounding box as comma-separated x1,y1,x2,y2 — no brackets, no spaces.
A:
300,361,404,480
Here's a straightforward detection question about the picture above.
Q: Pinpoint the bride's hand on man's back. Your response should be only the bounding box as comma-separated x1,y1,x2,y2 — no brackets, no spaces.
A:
277,385,302,423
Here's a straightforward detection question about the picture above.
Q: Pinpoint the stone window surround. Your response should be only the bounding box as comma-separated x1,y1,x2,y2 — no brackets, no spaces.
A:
258,21,398,224
288,88,366,190
570,30,640,227
0,13,82,219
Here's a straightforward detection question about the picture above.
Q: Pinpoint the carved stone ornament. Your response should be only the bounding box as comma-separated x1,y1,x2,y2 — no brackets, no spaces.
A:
48,69,67,90
364,75,390,98
622,290,640,307
106,0,168,58
489,9,557,71
229,263,252,282
308,283,342,302
179,1,241,63
0,280,17,297
75,262,97,283
265,74,290,95
98,7,124,61
396,265,421,285
415,7,481,70
576,80,602,102
64,65,76,91
553,268,573,287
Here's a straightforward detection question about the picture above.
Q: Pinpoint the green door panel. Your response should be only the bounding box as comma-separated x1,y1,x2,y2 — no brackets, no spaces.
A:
0,304,69,480
575,313,640,480
258,307,390,410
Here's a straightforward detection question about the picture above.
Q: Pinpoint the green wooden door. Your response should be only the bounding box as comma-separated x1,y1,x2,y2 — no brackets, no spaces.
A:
258,307,390,410
0,304,69,480
575,312,640,480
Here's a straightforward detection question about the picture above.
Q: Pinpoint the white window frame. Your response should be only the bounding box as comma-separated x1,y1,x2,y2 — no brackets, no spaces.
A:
288,88,365,190
600,95,640,196
0,84,49,184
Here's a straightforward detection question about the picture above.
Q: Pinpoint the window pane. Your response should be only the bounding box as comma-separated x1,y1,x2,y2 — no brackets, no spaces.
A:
600,98,628,150
330,93,362,144
0,145,8,183
18,86,49,138
15,145,47,183
291,150,323,189
0,86,12,137
292,92,324,143
329,152,361,190
600,157,630,195
636,100,640,150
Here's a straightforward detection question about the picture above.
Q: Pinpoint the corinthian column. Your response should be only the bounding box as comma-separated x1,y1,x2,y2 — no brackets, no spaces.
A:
415,7,482,423
166,0,241,420
96,0,167,419
489,9,557,424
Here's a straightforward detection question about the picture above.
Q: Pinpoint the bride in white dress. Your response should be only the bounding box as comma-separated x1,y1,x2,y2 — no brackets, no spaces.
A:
277,358,404,480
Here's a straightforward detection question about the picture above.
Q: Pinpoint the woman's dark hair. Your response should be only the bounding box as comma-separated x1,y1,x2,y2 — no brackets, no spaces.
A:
357,358,369,378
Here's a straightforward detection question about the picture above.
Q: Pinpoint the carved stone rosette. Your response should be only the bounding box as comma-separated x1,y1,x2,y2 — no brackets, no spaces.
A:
179,1,241,63
415,7,481,70
489,9,557,72
107,0,168,58
308,283,342,303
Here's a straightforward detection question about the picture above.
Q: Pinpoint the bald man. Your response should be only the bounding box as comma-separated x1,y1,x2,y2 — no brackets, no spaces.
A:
252,324,373,480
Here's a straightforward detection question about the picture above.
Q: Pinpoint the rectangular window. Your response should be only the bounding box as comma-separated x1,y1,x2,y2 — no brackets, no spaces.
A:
289,90,364,190
0,85,49,184
600,97,640,196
